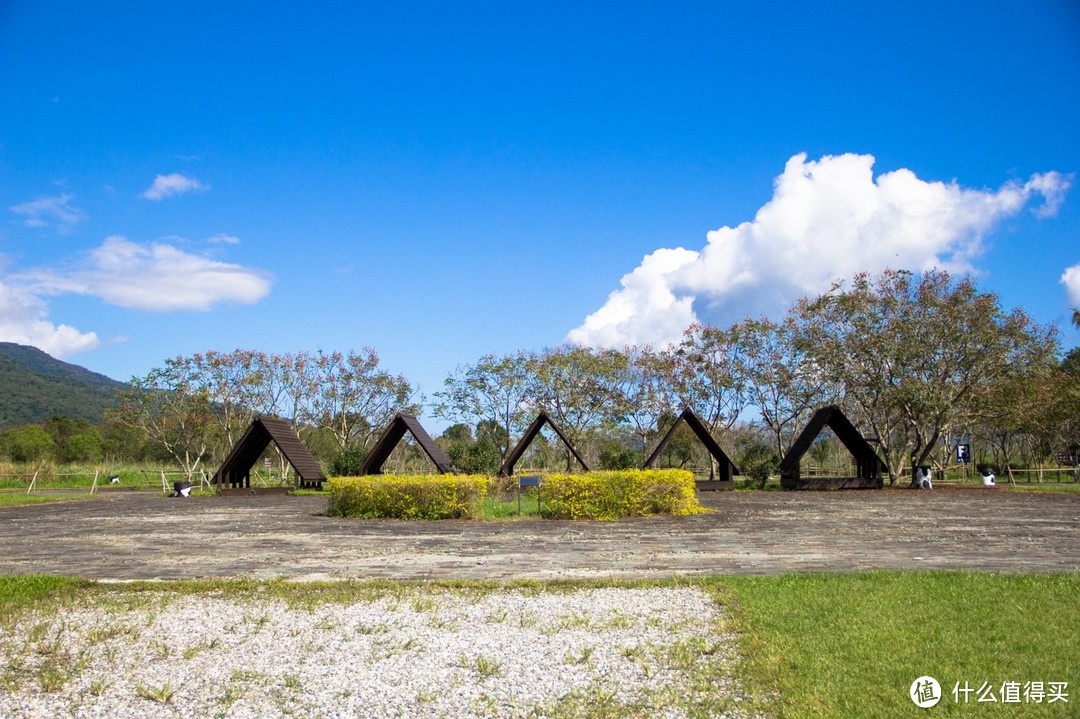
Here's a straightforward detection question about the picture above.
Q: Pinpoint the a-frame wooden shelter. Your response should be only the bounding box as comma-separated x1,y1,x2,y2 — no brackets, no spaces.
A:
499,411,590,477
643,408,739,490
213,416,326,492
359,413,456,475
779,405,886,490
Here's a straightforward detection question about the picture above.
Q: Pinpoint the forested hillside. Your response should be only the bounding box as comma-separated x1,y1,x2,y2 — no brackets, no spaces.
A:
0,343,125,428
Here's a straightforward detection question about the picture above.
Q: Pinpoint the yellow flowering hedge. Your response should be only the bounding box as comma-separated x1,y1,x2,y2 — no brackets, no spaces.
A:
327,474,488,520
542,469,707,520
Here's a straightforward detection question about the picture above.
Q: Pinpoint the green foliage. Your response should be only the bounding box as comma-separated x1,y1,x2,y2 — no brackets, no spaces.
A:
542,469,707,520
433,352,530,460
42,417,104,463
794,269,1058,484
440,424,502,475
1,425,57,462
1061,346,1080,376
648,411,698,469
524,346,633,459
597,436,639,470
329,445,368,476
101,418,169,463
736,442,780,489
326,474,489,519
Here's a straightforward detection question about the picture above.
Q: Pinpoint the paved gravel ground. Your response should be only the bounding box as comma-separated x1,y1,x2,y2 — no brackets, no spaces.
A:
1,489,1075,718
0,587,757,719
0,489,1076,581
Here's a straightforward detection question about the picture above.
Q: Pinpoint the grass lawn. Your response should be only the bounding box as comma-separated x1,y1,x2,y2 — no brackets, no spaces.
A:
482,488,546,519
0,571,1074,718
1005,483,1080,494
716,572,1078,717
0,490,98,507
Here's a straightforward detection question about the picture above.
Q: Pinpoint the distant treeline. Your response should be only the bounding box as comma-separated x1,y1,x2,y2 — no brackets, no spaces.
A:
3,270,1078,485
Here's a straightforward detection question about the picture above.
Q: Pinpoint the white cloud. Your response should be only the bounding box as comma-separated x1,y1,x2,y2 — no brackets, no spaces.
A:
568,153,1073,348
570,248,698,348
0,279,99,357
140,173,209,201
207,233,240,245
1026,171,1072,219
1062,263,1080,307
9,193,88,234
23,236,273,312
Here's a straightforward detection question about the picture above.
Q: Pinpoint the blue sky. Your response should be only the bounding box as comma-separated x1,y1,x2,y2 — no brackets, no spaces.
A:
2,1,1079,423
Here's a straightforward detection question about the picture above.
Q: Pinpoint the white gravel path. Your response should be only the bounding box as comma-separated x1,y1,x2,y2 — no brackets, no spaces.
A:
0,586,759,718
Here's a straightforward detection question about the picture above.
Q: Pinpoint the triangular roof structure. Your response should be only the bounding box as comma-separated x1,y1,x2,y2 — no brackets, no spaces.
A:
359,413,456,475
642,408,739,489
779,405,886,489
499,411,589,476
214,416,326,490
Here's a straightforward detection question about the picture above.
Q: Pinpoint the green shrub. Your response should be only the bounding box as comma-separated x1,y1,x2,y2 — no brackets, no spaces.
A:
327,474,488,519
737,442,781,489
329,445,367,476
542,469,707,520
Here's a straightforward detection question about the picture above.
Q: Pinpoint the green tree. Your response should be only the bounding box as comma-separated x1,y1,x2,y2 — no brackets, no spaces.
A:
437,422,503,475
41,417,104,463
736,440,781,489
101,414,168,463
795,269,1057,485
115,362,218,480
1,425,57,463
662,324,747,435
186,349,263,452
434,352,531,460
614,346,674,463
659,324,747,479
311,348,419,451
329,444,368,476
525,346,630,469
1062,347,1080,376
649,409,698,469
734,317,836,457
597,432,639,470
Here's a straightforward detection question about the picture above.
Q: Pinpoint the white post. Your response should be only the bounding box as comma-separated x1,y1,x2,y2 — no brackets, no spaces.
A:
26,471,38,495
161,471,168,495
91,469,100,495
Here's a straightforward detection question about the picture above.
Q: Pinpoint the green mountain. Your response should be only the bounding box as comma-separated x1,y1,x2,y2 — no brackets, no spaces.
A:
0,343,127,429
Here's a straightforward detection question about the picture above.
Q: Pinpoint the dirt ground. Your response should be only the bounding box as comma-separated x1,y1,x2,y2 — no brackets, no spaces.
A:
2,489,1077,581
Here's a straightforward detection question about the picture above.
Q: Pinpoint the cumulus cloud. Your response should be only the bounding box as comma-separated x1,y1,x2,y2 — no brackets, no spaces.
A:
9,193,88,234
140,173,209,200
568,153,1072,348
0,279,99,357
1062,263,1080,307
22,236,273,311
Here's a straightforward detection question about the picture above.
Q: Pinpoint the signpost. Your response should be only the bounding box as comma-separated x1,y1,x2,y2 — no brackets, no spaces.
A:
518,475,541,516
956,443,971,483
